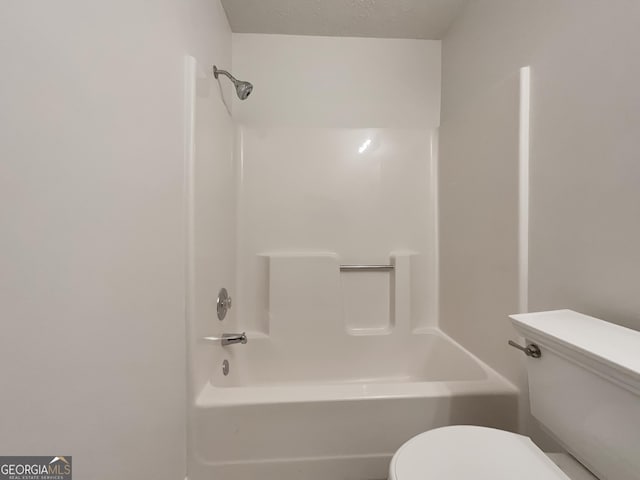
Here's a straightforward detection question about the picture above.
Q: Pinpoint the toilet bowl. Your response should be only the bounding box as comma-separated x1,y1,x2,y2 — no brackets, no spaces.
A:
388,310,640,480
389,425,596,480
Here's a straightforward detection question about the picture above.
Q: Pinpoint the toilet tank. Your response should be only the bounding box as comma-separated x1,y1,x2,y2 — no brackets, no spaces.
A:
510,310,640,480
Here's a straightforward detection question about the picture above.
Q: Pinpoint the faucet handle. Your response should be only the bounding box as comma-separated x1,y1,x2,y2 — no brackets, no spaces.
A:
217,287,232,320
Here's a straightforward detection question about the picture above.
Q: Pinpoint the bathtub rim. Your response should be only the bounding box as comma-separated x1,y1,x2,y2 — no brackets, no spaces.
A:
196,328,518,407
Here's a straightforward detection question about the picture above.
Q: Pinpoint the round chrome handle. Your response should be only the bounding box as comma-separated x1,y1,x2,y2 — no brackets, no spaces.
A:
217,287,232,320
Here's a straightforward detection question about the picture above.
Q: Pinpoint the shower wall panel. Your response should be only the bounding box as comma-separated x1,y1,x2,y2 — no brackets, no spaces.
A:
236,127,437,334
231,34,441,336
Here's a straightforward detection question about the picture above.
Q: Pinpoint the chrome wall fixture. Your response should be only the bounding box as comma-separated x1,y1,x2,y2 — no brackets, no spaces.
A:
203,333,248,346
217,287,232,320
220,332,248,346
213,65,253,100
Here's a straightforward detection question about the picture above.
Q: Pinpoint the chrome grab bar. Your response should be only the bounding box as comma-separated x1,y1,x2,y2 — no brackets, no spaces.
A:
508,340,541,358
203,332,248,346
340,264,394,272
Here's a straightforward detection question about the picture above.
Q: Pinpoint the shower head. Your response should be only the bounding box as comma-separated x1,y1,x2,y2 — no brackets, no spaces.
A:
234,80,253,100
213,65,253,100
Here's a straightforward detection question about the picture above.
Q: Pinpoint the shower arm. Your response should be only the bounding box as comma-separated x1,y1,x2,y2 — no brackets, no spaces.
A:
213,66,238,85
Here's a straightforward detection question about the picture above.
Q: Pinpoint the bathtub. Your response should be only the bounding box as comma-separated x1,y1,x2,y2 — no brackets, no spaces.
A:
188,329,518,480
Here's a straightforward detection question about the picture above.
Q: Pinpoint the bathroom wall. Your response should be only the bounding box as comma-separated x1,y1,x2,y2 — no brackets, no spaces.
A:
439,0,640,433
232,34,441,128
0,1,233,479
230,34,441,336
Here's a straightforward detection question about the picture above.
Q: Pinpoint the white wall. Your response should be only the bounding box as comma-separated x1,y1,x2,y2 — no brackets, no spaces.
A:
0,2,232,479
230,34,441,336
439,0,640,439
232,34,441,128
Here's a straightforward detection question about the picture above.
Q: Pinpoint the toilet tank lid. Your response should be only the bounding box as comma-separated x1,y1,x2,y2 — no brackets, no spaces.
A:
510,310,640,390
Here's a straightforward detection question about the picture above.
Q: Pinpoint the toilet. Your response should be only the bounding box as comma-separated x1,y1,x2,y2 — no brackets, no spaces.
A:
389,309,640,480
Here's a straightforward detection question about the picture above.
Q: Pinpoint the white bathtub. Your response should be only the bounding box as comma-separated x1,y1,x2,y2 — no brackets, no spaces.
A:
188,329,518,480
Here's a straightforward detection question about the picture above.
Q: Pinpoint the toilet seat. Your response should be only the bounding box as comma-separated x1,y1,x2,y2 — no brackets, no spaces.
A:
389,426,572,480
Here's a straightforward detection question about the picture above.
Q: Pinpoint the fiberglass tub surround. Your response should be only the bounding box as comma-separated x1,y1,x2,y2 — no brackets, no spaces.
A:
188,35,519,480
190,133,518,478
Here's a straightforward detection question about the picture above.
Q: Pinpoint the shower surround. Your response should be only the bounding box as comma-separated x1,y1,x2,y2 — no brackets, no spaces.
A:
187,34,518,480
236,127,439,335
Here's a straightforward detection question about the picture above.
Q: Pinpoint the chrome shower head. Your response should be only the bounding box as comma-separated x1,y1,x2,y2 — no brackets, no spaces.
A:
213,65,253,100
234,80,253,100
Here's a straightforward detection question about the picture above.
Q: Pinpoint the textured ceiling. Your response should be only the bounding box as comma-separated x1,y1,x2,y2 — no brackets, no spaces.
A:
221,0,468,40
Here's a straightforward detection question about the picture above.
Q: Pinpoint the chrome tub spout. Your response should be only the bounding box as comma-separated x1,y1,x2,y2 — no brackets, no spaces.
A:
202,332,248,346
221,332,247,346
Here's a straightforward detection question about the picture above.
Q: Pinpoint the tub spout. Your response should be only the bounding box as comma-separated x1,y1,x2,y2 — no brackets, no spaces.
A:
202,332,248,346
221,332,247,346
